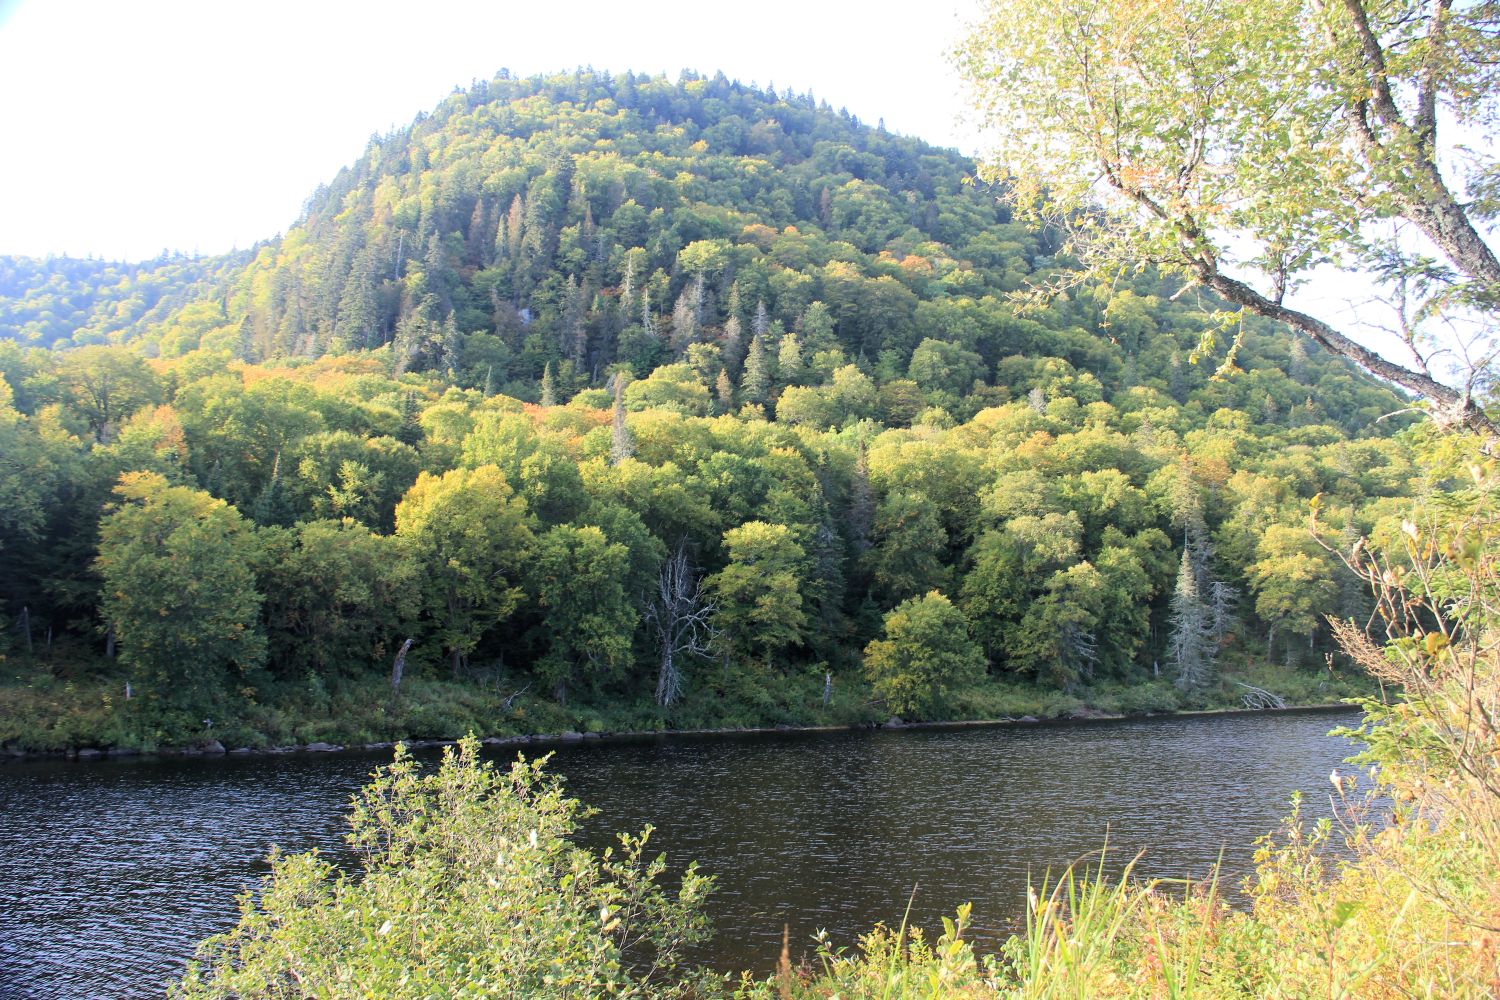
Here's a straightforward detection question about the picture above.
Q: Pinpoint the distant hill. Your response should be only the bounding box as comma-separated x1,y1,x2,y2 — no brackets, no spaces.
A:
0,252,248,350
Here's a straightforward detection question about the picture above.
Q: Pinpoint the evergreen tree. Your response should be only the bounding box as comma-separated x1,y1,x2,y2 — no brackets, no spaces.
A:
725,280,742,331
776,330,804,389
505,194,525,258
721,314,746,376
752,299,770,339
848,440,875,561
235,316,257,363
466,198,490,264
1169,547,1214,692
563,276,588,365
540,362,557,406
741,332,771,404
670,279,701,353
440,314,462,380
714,369,734,413
396,391,423,446
251,452,295,528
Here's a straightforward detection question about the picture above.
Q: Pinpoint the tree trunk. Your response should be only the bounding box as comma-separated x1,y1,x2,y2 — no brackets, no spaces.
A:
391,637,413,694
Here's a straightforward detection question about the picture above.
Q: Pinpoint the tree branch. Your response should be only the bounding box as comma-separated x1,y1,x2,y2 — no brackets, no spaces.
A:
1199,266,1495,435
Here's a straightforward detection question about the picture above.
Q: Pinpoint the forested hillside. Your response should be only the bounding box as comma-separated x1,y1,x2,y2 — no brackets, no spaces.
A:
0,252,248,351
0,70,1414,750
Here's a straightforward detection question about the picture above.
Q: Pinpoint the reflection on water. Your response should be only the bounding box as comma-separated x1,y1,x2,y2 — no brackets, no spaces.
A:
0,709,1360,1000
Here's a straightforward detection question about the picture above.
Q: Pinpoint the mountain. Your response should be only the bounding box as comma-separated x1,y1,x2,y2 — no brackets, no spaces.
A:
0,70,1414,749
4,68,1402,432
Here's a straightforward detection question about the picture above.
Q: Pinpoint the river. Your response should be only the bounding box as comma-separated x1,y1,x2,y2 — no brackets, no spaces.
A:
0,708,1362,999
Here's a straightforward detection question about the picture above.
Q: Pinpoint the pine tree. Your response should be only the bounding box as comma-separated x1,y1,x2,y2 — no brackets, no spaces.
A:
1289,336,1310,383
1207,580,1238,644
1170,547,1214,692
620,251,637,318
776,330,804,388
540,362,557,406
725,280,743,330
505,194,525,258
424,231,450,313
721,314,745,376
396,391,423,446
235,316,256,363
440,314,462,380
466,198,491,264
562,275,587,365
714,369,734,413
752,299,770,339
849,440,875,560
742,332,771,404
670,280,701,353
641,285,657,340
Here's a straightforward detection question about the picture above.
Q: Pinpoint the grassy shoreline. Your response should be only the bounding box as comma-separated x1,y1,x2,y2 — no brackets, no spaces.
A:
0,653,1367,759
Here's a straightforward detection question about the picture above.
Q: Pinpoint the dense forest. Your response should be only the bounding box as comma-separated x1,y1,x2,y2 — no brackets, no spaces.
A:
0,70,1416,750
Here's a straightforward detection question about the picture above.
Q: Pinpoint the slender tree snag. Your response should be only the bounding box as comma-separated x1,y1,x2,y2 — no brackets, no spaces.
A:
391,637,413,695
645,541,718,707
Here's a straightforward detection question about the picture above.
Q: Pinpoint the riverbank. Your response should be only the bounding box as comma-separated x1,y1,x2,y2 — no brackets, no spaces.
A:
0,642,1374,758
0,688,1364,762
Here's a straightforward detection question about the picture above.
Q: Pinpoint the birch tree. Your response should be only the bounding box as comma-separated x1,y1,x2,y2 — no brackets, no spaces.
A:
958,0,1500,433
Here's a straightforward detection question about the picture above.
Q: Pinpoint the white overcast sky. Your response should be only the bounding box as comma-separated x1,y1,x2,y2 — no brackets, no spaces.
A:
0,0,983,262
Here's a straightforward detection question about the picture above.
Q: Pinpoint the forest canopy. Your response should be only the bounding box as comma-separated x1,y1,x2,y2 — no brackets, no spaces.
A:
0,70,1425,750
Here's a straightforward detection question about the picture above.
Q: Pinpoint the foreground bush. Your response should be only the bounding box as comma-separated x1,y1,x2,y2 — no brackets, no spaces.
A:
172,736,712,999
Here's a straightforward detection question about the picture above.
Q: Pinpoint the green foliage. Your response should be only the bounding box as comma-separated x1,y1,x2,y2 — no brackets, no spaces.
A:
710,521,808,668
173,736,713,999
864,591,984,719
0,68,1419,750
254,518,417,681
957,0,1499,428
395,465,534,673
529,524,637,696
94,472,265,710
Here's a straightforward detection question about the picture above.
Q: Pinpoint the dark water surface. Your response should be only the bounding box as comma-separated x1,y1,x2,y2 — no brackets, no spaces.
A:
0,709,1360,999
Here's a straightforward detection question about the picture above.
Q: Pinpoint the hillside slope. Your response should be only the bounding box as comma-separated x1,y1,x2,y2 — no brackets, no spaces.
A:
0,70,1414,749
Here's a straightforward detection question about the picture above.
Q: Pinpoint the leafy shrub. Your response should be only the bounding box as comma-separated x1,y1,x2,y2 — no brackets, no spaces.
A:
173,736,713,999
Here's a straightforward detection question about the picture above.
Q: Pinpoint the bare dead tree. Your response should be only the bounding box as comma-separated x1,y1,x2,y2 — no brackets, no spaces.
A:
501,683,531,711
390,637,414,695
644,541,718,707
1234,682,1287,711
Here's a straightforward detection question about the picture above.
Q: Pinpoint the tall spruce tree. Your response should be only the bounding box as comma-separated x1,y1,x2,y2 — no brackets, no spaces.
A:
741,332,771,405
1169,546,1214,692
540,362,557,406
